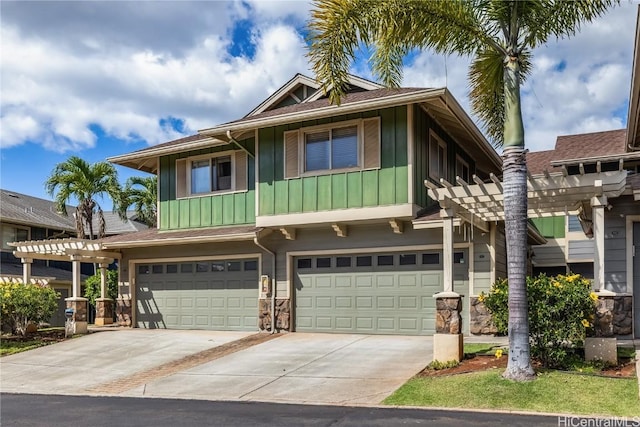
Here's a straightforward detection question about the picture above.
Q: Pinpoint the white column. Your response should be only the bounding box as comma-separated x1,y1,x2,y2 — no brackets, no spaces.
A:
591,195,607,291
99,263,109,299
71,255,82,298
21,258,32,284
441,208,454,293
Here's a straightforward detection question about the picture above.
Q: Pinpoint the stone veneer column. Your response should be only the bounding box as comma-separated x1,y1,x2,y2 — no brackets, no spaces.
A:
116,298,132,326
65,297,88,334
94,263,113,326
433,292,464,362
258,299,290,332
585,290,617,364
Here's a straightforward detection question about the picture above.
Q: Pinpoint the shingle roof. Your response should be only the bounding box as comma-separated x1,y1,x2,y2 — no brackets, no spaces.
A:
0,189,76,231
0,261,88,283
100,225,259,247
528,129,627,174
526,150,556,175
553,129,626,161
120,88,428,158
86,211,149,237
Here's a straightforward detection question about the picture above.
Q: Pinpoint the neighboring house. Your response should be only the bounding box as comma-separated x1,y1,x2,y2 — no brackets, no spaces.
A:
104,73,507,335
84,211,148,239
0,189,147,326
0,189,80,326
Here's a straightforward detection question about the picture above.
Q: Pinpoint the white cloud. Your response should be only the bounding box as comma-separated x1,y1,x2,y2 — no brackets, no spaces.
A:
1,2,309,152
0,0,636,156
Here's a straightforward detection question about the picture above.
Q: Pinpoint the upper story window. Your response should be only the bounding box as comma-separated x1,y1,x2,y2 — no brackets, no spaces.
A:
455,155,470,183
191,155,232,194
305,126,358,172
176,150,248,199
1,224,29,251
284,118,380,179
429,131,447,180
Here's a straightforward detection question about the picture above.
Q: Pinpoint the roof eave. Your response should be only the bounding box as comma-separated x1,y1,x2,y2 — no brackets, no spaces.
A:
627,5,640,149
101,231,258,249
198,88,446,137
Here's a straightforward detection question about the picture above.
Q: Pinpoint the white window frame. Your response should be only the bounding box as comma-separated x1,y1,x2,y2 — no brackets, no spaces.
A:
1,224,30,251
186,151,236,196
429,130,448,180
299,119,364,177
455,154,470,183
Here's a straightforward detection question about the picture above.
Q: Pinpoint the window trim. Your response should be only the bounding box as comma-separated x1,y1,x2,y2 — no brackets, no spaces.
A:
429,130,447,181
455,154,470,183
285,118,380,179
176,150,251,199
1,224,30,251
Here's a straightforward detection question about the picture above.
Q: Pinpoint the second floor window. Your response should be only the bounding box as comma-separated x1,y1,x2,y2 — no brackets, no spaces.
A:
429,132,447,180
191,155,232,194
455,155,470,183
1,225,29,251
304,126,358,172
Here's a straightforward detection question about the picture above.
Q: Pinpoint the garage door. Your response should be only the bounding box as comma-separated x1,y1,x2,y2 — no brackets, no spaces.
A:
294,251,468,335
136,259,259,330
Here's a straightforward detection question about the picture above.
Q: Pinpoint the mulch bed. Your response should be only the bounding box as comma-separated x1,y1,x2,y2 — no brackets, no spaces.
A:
418,354,637,378
2,328,68,344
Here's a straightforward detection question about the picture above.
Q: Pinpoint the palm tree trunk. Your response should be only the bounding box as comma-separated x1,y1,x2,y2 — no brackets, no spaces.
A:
502,57,535,381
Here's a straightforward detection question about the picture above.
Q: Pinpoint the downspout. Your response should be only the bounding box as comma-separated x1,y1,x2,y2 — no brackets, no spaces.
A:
254,231,276,334
227,130,255,158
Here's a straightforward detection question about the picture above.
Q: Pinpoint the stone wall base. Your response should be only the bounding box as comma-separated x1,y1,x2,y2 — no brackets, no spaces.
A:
258,299,290,332
584,337,617,364
66,297,89,334
95,298,114,326
433,333,463,362
435,296,462,334
469,297,498,335
594,296,632,336
116,298,132,327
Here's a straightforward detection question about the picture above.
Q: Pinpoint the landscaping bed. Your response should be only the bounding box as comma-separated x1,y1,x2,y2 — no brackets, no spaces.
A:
1,328,70,356
419,347,637,379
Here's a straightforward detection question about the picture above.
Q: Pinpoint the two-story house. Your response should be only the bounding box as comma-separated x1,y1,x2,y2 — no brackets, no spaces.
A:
104,73,506,335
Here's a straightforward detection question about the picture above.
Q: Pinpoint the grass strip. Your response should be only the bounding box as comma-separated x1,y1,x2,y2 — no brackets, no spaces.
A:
384,370,640,417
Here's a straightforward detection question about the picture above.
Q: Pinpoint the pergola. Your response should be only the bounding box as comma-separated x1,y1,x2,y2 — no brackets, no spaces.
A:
10,238,121,302
426,169,629,293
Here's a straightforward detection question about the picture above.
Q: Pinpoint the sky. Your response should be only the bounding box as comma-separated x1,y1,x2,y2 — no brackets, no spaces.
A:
1,1,638,207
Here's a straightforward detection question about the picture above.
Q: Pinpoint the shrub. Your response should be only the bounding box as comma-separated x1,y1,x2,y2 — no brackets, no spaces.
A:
480,273,597,369
427,359,460,370
0,281,59,336
83,269,118,306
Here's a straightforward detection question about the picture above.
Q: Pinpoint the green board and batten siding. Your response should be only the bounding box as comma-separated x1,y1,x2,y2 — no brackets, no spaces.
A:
158,139,256,230
413,105,476,209
258,107,409,216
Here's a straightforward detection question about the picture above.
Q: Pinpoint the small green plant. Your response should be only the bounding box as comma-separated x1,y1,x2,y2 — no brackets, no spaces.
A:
0,281,59,336
427,359,460,370
83,269,118,306
481,273,597,369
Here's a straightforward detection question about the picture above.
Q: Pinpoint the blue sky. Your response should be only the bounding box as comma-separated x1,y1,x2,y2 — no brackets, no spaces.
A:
1,1,637,207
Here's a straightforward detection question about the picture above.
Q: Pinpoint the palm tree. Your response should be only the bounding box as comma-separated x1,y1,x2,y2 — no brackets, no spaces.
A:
117,176,157,228
308,0,616,381
46,156,121,239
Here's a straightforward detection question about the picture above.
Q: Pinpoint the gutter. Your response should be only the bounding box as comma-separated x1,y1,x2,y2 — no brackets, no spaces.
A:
101,232,257,249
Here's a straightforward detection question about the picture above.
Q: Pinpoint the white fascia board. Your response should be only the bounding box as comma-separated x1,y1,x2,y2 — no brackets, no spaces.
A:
199,89,446,137
247,74,320,117
550,151,640,166
442,90,502,170
305,74,385,102
107,137,229,165
101,232,257,249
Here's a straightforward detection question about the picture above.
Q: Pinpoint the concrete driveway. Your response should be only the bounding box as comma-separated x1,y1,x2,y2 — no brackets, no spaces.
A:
1,329,432,405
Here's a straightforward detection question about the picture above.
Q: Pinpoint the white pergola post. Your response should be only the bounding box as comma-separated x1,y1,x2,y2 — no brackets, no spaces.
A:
71,255,82,298
441,208,455,293
21,258,33,284
99,263,109,299
591,195,607,291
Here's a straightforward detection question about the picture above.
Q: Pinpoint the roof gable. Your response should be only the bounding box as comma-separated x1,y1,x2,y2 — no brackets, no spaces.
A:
245,73,383,117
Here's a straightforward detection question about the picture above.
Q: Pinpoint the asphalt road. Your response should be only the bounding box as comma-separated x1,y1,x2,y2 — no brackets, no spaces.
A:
1,393,561,427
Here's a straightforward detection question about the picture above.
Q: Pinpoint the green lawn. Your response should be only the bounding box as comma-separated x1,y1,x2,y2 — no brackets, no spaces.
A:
0,339,51,356
384,369,640,417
